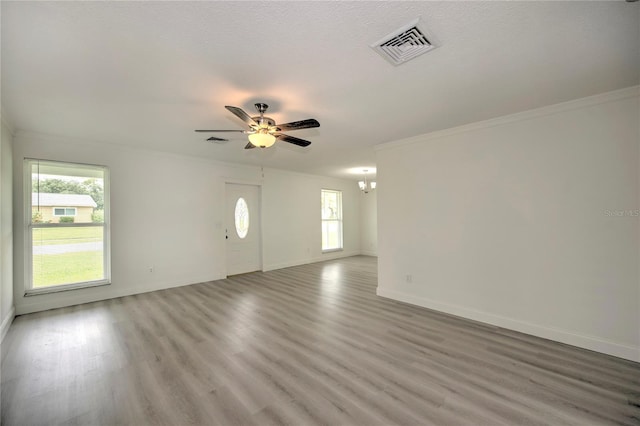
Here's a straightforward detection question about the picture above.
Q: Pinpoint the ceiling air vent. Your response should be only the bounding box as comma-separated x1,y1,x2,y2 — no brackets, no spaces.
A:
370,18,437,66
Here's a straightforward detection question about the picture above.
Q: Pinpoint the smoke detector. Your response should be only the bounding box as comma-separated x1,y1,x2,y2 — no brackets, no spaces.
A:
370,18,437,66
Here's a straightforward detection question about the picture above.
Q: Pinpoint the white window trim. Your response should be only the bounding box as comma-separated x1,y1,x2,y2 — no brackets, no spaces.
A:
52,207,77,217
321,189,343,253
25,159,111,296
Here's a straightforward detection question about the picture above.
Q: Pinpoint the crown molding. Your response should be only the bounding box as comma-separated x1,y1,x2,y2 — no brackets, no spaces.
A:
14,129,354,184
375,85,640,152
14,129,266,171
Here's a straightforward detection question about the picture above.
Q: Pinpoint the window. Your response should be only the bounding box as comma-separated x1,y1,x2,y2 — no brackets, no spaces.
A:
235,197,249,239
27,159,110,294
53,207,76,217
321,189,343,252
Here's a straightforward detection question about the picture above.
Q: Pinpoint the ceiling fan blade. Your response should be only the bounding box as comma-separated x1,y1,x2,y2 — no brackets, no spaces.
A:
195,129,246,133
244,142,256,150
206,136,228,142
275,133,311,147
276,119,320,131
225,106,258,127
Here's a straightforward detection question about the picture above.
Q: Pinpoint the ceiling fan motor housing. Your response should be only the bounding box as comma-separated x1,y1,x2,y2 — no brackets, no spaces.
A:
253,103,274,128
251,117,275,128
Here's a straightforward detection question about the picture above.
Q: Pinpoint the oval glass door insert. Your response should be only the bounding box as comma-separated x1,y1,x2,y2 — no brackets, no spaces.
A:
234,197,249,239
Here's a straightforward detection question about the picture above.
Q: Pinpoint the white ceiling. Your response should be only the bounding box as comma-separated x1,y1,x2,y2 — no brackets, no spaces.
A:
2,1,639,180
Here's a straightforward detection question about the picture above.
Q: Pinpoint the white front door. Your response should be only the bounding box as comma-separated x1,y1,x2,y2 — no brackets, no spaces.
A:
226,183,261,276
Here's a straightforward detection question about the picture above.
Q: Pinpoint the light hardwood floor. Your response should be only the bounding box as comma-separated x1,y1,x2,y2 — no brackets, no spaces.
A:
1,256,639,425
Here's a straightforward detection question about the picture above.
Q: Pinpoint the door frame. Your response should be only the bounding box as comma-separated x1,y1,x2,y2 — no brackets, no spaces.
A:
223,178,264,277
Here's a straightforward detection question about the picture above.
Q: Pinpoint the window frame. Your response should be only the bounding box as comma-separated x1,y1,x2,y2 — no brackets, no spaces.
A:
321,188,343,253
25,158,111,295
52,207,77,217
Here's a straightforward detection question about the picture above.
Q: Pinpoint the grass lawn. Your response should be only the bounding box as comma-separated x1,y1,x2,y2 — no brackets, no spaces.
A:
33,226,103,246
32,226,104,288
33,250,104,288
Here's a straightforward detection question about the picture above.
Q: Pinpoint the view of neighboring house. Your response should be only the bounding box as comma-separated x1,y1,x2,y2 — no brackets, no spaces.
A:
31,193,97,223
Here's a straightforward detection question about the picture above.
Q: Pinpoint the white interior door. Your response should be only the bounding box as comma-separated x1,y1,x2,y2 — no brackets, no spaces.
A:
226,183,261,276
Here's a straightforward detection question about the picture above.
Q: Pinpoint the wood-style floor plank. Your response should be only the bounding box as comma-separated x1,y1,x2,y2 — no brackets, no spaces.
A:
2,256,639,425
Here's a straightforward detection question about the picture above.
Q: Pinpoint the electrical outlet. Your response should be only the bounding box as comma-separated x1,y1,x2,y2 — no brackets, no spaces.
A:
149,266,154,273
406,274,412,283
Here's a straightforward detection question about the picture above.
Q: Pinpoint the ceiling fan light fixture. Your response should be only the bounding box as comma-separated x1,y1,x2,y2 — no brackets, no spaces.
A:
248,131,276,148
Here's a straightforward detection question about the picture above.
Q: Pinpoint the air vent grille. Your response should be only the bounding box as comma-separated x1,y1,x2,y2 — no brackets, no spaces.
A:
371,19,436,66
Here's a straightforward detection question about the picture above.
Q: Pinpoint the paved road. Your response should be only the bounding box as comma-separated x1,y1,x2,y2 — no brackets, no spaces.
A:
33,242,102,255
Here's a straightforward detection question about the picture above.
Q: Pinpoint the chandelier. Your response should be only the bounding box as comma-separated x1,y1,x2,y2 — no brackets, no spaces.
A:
358,169,376,193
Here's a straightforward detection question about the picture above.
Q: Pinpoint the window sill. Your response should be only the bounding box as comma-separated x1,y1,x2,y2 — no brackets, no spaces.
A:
322,248,344,254
25,280,111,297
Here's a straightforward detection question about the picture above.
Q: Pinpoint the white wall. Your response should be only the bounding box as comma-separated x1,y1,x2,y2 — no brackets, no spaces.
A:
376,87,640,362
360,190,377,256
262,169,361,271
12,133,362,314
1,120,15,341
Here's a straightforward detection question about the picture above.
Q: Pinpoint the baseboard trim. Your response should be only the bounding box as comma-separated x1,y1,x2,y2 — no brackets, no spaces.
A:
377,287,640,363
0,306,15,343
15,274,225,315
16,250,368,314
360,251,378,257
16,251,365,314
263,250,361,272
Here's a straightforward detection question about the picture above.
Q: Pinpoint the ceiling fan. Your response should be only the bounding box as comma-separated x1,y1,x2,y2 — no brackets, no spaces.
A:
195,103,320,149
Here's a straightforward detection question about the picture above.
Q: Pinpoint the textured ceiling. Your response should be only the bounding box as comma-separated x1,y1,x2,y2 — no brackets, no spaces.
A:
2,1,639,180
